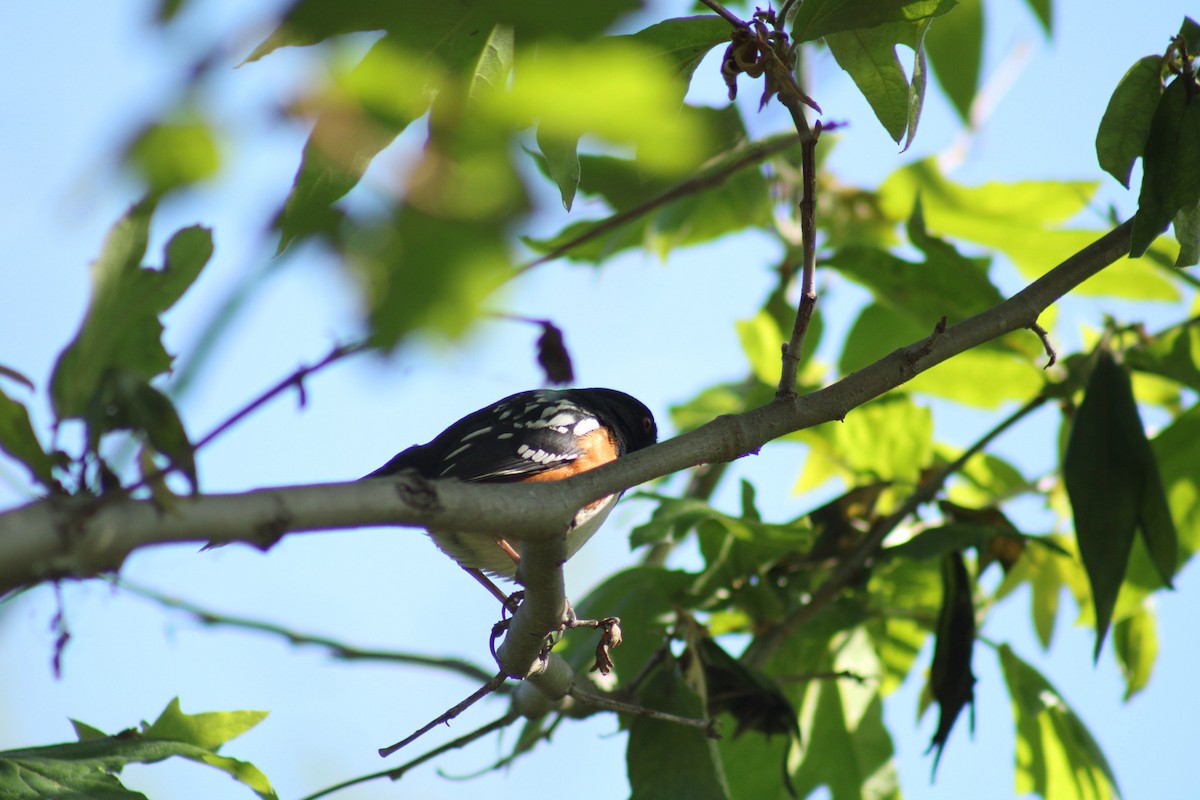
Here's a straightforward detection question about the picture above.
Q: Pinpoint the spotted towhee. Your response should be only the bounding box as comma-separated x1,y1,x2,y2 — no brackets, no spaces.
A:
367,388,657,583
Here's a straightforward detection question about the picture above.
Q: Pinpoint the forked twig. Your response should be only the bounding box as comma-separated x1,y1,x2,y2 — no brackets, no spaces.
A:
379,671,508,757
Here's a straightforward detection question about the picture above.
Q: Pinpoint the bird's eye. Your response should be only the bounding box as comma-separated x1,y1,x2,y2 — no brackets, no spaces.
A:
642,416,653,434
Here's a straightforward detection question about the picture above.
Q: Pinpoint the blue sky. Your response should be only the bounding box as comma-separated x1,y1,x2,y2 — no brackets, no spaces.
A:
1,2,1197,799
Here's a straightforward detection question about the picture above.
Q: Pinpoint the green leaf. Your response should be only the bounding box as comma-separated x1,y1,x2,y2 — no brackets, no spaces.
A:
1125,321,1200,392
145,697,269,752
525,112,777,264
823,393,933,484
556,567,695,679
1131,76,1200,256
536,129,581,211
354,207,511,348
1022,0,1052,34
736,310,785,385
998,645,1120,800
1095,56,1164,188
790,0,955,44
628,660,731,800
1180,16,1200,60
89,371,197,491
1112,602,1158,700
246,0,639,62
790,629,901,800
924,0,982,122
926,552,976,770
1172,197,1200,266
1151,403,1200,555
1063,348,1178,659
697,638,798,739
619,15,732,106
0,700,275,800
125,117,220,195
826,18,933,145
50,203,212,420
485,40,710,175
0,388,58,488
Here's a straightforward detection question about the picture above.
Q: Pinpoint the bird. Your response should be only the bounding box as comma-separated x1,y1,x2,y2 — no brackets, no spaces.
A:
366,388,657,591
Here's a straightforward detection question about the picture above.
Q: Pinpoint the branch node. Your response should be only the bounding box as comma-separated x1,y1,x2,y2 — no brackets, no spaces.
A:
1029,322,1057,368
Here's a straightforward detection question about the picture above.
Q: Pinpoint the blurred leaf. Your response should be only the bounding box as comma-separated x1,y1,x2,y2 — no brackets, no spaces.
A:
949,450,1033,506
1095,56,1164,188
247,0,639,61
999,645,1120,800
1151,403,1200,555
276,22,509,252
1064,348,1178,659
1022,0,1052,34
1112,602,1158,700
354,208,510,348
736,310,785,385
926,552,976,770
525,112,777,263
0,388,58,488
619,15,732,106
51,202,212,420
829,393,933,484
867,557,939,692
790,629,900,799
531,319,574,385
925,0,982,122
125,118,220,195
830,200,1004,327
0,699,275,800
1131,76,1200,256
628,660,731,800
90,371,197,491
840,304,1043,406
716,722,792,800
487,40,709,174
669,380,775,434
1125,320,1200,392
826,18,932,145
790,0,953,44
536,128,581,211
696,638,798,739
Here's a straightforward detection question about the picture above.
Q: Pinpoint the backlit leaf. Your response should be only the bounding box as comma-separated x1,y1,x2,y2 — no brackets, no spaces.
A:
926,552,976,770
1112,603,1158,701
0,388,58,488
999,645,1119,800
50,203,211,421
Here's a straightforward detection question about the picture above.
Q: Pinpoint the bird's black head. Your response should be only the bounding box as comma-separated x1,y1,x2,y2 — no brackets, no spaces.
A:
569,388,657,455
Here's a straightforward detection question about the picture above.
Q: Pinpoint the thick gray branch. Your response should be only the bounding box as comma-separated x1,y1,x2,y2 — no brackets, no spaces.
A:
0,220,1132,685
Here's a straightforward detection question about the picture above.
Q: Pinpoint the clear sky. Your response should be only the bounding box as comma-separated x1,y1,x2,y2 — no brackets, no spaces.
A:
1,2,1196,799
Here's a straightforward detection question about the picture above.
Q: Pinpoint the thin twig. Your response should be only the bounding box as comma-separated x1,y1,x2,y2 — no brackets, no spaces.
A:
744,393,1050,668
516,135,803,273
778,122,822,398
1029,322,1057,368
119,581,500,685
568,683,718,736
379,672,508,757
300,711,519,800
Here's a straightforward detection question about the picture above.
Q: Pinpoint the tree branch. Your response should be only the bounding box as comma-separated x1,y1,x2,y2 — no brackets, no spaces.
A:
0,219,1134,691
